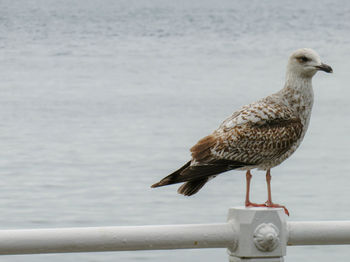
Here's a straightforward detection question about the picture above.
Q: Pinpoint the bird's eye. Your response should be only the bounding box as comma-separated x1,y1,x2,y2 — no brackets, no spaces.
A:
297,56,310,63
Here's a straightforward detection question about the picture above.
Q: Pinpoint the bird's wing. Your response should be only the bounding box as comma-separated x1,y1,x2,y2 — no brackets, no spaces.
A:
190,100,303,166
150,100,304,195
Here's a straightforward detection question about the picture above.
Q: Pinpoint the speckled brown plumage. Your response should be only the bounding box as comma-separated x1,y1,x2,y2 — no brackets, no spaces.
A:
192,101,304,169
151,48,332,201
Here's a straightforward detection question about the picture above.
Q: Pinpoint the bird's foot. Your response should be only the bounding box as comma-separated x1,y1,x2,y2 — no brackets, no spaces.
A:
245,201,267,208
245,201,289,216
265,201,290,216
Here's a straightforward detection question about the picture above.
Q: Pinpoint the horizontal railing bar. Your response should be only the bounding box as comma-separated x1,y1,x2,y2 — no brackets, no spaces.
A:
1,219,350,256
288,221,350,245
0,223,236,255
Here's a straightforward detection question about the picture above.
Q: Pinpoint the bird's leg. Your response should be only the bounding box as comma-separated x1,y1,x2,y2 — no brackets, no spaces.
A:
264,169,290,216
245,170,265,208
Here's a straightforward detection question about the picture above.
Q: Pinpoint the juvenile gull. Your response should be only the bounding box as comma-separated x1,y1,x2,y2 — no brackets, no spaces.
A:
151,48,332,215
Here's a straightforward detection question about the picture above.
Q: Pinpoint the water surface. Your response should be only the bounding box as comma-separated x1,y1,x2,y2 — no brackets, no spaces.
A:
0,0,349,261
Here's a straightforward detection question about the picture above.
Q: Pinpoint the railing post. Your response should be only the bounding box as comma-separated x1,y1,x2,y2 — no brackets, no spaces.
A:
227,207,287,262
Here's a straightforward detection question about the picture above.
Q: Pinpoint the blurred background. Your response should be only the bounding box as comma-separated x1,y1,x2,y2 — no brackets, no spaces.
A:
0,0,349,261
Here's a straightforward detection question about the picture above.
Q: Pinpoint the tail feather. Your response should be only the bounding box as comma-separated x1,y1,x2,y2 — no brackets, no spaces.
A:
151,161,191,188
177,178,209,196
151,159,249,195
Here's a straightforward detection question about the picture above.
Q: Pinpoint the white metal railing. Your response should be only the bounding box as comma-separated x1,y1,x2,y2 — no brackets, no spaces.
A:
0,223,235,254
0,207,350,261
288,221,350,245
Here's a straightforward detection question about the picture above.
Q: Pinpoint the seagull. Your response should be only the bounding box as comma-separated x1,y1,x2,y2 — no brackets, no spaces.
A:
151,48,332,215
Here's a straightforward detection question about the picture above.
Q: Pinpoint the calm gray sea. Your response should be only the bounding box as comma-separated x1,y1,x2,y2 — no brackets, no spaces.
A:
0,0,350,261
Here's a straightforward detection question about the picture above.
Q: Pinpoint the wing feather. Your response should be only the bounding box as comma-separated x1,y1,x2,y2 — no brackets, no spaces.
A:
191,101,303,166
151,100,304,196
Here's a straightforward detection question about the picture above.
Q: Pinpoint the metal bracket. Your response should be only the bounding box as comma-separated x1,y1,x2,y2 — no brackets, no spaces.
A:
227,207,287,262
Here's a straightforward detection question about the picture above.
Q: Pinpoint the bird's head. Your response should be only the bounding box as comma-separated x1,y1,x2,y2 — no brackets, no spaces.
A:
287,48,333,78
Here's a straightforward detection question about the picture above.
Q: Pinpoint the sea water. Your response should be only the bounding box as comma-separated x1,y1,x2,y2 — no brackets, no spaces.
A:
0,0,349,261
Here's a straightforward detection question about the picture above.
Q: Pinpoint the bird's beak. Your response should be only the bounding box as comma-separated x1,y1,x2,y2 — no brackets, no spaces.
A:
315,63,333,73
